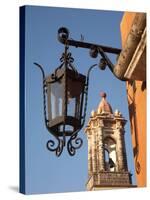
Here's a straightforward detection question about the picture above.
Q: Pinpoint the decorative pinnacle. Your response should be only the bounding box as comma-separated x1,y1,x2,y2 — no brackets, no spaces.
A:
100,92,107,98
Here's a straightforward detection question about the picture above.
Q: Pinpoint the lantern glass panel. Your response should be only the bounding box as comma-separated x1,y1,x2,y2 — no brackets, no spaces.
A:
46,67,86,136
50,81,63,119
67,80,83,119
66,70,86,127
67,96,76,117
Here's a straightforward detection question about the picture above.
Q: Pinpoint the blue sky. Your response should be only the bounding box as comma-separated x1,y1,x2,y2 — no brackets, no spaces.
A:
23,5,136,194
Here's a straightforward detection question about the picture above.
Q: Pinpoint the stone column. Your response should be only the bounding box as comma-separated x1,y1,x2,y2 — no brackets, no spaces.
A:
97,127,105,171
116,128,127,171
120,131,128,171
87,133,93,177
91,128,97,173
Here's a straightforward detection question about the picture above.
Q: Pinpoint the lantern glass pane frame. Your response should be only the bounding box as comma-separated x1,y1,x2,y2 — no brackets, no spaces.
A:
46,66,86,137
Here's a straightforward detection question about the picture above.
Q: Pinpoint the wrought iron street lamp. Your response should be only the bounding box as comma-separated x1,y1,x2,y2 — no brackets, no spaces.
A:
34,27,124,157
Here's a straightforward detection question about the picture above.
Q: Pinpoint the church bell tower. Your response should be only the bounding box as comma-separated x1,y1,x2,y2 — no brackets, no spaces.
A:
85,92,132,190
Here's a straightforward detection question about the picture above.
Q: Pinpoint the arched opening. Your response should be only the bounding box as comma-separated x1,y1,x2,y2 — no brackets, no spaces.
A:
104,137,117,172
104,149,109,163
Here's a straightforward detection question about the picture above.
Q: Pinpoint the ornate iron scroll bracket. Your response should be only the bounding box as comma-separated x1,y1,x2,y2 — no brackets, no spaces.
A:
46,137,64,157
58,27,127,81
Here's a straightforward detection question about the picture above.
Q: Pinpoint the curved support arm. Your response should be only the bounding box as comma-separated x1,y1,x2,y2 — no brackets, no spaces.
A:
34,62,48,126
97,47,127,81
82,64,97,126
34,62,46,80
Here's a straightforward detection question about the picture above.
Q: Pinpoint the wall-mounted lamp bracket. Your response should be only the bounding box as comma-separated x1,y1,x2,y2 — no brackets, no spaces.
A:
58,27,127,81
34,27,128,157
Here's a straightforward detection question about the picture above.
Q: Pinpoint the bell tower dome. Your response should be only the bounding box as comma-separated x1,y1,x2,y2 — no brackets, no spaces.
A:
85,92,132,190
97,92,113,114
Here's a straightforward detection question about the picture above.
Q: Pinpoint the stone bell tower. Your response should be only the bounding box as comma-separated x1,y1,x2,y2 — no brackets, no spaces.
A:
85,92,132,190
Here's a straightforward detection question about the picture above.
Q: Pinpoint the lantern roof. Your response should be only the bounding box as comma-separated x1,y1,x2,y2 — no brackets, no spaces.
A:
97,92,113,114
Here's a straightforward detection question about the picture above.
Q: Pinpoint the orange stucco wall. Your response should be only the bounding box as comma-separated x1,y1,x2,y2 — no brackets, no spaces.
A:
120,12,146,187
126,81,146,187
120,12,136,48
